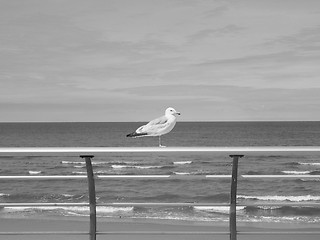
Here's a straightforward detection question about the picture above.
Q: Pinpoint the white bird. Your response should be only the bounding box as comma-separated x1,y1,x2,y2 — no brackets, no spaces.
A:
126,107,181,147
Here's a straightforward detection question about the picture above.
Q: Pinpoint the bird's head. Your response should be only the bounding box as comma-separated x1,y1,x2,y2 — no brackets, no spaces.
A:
165,107,181,117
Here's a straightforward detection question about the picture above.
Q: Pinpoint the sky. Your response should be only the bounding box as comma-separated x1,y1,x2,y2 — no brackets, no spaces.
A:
1,0,320,122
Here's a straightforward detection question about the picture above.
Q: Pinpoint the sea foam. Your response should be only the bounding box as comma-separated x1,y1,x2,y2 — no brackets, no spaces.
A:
194,206,245,213
173,161,192,165
281,170,311,174
28,171,42,175
238,195,320,202
3,206,134,214
173,172,190,175
299,162,320,166
111,165,162,169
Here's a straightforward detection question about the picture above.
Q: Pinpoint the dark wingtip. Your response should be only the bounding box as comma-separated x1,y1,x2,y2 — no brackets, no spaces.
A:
126,132,147,138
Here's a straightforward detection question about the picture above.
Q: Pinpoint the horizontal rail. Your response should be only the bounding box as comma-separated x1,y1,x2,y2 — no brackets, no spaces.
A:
0,203,89,207
0,202,229,208
242,175,320,178
1,146,320,156
1,175,319,180
96,231,229,235
0,231,89,235
96,202,320,207
0,175,87,180
1,231,320,236
98,202,230,207
2,202,320,208
0,175,230,180
0,231,229,236
96,231,320,236
98,175,232,179
238,231,320,235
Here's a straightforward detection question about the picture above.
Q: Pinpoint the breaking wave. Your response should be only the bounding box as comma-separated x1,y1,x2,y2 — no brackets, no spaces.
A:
238,195,320,202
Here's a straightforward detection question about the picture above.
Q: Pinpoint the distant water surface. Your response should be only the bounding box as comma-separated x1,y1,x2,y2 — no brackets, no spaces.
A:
0,122,320,223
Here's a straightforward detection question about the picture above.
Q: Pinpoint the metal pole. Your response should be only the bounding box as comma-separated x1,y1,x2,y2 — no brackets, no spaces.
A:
229,155,243,240
81,155,96,240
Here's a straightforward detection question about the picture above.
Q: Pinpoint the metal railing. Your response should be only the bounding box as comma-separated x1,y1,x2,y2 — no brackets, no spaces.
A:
1,147,320,240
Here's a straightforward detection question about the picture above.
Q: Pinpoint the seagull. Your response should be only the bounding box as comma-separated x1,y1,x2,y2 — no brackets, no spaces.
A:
126,107,181,147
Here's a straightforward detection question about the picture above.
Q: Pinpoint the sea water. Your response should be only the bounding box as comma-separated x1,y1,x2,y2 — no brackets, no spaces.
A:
0,122,320,223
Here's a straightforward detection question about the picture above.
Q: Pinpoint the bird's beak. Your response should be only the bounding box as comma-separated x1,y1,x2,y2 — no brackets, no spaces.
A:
176,112,181,116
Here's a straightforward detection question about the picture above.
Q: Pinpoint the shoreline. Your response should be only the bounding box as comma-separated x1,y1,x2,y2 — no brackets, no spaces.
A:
1,216,319,240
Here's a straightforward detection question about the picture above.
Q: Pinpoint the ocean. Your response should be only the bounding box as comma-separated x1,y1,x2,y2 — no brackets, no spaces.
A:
0,122,320,223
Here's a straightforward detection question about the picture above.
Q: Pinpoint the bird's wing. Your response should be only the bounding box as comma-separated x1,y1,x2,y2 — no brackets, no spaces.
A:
147,115,168,126
136,116,168,135
135,125,147,133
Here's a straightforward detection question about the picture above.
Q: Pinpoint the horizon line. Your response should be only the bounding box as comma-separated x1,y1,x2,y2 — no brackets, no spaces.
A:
0,120,319,123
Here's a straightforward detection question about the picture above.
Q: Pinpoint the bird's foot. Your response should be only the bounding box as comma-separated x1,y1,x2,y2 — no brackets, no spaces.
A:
159,145,166,148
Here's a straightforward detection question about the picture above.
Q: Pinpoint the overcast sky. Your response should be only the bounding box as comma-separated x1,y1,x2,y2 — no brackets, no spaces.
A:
1,0,320,122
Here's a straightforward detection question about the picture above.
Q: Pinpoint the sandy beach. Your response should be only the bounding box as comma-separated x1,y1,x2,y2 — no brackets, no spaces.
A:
0,216,319,240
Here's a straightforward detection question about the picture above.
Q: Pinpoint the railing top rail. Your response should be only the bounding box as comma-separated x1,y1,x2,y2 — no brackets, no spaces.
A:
1,175,319,180
1,146,320,156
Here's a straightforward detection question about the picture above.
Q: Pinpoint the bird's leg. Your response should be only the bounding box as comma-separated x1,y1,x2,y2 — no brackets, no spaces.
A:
159,136,166,147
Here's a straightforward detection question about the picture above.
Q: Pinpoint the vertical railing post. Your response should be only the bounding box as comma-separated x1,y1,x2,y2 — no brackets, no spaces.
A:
229,155,244,240
81,155,96,240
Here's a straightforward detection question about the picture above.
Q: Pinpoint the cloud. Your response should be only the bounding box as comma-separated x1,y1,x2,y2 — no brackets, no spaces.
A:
114,84,320,120
188,24,245,42
115,84,320,102
203,5,229,18
1,0,320,121
262,25,320,52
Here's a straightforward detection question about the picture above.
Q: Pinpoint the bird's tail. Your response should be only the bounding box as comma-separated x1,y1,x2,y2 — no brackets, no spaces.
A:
126,132,148,138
